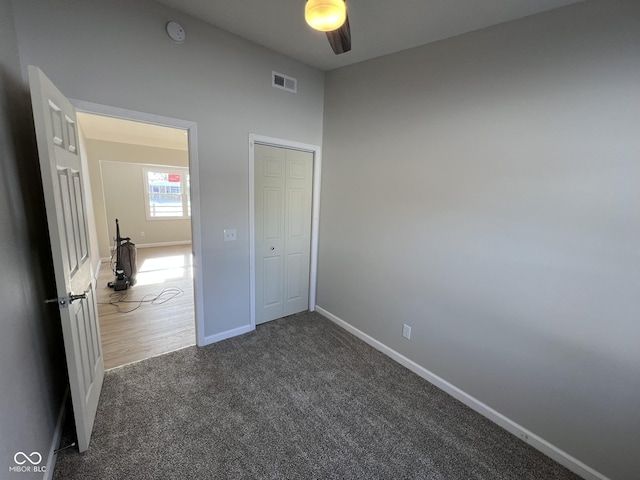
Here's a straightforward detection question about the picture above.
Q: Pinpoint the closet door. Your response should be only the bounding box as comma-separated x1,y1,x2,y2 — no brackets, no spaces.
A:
255,144,312,325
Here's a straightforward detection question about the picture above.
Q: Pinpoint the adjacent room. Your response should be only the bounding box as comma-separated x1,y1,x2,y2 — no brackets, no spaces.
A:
78,113,196,369
1,1,638,479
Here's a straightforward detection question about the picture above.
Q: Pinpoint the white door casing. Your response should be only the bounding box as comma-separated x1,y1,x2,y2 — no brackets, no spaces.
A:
254,144,313,325
70,99,205,346
29,66,104,452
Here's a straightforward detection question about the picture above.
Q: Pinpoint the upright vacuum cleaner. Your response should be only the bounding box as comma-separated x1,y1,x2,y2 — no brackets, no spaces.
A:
108,219,137,291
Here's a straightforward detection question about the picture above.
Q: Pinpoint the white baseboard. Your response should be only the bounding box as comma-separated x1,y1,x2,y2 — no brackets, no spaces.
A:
44,387,69,480
199,324,254,346
315,306,608,480
134,241,192,249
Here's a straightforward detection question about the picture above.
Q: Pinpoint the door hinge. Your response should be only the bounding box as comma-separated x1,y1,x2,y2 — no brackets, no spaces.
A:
69,292,88,304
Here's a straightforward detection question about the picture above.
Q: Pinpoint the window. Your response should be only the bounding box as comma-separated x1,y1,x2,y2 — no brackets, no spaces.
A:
143,167,190,219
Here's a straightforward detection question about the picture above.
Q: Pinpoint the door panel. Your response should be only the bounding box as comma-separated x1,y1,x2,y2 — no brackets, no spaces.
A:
59,168,79,272
287,189,305,237
65,114,78,153
263,256,282,307
73,171,89,259
286,253,303,300
29,66,104,452
264,156,282,177
264,187,282,240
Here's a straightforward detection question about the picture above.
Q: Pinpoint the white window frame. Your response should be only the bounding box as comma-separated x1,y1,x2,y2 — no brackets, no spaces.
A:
142,165,190,220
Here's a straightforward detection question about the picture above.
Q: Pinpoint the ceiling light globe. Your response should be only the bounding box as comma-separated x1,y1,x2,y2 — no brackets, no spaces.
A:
305,0,346,32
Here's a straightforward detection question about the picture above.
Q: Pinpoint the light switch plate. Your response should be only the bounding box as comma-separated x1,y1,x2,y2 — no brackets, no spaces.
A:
224,229,237,241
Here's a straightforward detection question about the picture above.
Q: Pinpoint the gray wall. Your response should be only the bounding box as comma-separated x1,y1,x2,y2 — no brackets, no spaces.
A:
318,1,640,478
10,0,325,339
0,0,67,476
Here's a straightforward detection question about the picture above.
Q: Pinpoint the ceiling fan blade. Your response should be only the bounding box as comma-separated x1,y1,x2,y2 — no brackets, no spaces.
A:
326,13,351,55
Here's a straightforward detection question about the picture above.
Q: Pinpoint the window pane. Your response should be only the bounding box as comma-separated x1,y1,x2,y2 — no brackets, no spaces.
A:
147,170,184,217
149,195,184,216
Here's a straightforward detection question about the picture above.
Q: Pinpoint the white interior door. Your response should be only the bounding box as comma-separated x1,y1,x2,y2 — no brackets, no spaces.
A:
29,66,104,452
255,144,313,325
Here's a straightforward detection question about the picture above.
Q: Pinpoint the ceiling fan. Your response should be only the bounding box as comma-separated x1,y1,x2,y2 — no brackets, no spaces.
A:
305,0,352,55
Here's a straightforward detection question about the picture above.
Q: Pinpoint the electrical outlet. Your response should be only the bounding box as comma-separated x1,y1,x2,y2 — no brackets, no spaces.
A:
402,324,411,340
224,229,237,241
140,231,145,237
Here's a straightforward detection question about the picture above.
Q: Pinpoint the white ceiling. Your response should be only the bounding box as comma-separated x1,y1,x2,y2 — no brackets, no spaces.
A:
154,0,584,71
77,113,188,151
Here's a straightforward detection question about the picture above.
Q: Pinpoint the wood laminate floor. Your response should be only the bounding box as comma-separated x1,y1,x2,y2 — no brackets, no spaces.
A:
97,244,196,370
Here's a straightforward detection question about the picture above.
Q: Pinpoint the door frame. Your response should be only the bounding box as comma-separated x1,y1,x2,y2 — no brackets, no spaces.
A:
249,134,322,329
70,99,206,346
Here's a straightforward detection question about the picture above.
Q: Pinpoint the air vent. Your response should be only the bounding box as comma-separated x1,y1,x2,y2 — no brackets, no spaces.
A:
272,71,297,93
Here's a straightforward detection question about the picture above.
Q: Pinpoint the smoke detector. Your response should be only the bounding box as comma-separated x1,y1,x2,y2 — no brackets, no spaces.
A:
166,22,185,43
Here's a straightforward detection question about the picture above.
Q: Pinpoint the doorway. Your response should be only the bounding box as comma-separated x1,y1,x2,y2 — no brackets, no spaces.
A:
72,101,204,368
249,134,322,328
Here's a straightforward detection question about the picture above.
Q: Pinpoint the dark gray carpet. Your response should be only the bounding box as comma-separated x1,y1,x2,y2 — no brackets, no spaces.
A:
54,312,581,479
